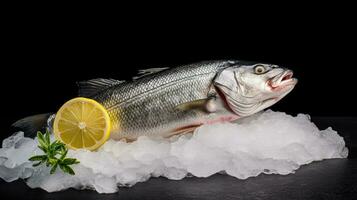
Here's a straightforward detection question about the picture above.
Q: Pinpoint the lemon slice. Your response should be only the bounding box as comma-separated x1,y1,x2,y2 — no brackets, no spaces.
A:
53,97,111,151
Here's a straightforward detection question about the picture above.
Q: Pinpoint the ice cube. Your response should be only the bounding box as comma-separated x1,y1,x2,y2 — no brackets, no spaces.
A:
0,110,349,193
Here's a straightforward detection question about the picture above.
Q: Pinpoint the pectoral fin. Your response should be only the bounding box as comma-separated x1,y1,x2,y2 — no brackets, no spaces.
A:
175,96,217,113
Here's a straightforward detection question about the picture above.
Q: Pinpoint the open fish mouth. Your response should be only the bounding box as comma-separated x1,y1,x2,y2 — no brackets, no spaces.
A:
267,70,297,91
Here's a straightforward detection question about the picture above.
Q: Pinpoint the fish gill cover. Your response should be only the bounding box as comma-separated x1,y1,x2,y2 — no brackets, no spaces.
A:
0,110,348,193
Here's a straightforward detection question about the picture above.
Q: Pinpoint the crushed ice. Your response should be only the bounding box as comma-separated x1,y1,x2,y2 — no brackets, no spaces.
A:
0,110,348,193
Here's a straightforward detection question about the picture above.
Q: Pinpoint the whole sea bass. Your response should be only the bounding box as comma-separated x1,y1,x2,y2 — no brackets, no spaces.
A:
14,60,297,141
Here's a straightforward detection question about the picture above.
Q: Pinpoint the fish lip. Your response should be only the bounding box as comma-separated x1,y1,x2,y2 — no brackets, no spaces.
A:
267,70,297,90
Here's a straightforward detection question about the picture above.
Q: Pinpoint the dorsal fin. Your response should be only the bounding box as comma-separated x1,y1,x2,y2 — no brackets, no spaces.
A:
133,67,169,80
77,78,125,97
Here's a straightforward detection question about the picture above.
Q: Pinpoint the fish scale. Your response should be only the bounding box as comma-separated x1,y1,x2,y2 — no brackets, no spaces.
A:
91,61,232,140
74,60,297,141
12,60,296,142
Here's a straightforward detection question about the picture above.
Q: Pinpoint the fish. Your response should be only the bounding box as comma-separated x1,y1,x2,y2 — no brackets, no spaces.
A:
13,60,297,141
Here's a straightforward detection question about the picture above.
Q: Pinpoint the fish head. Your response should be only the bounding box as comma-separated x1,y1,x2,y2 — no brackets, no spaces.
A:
214,62,298,117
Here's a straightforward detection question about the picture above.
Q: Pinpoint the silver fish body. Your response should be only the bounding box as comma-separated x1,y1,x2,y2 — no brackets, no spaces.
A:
78,60,297,141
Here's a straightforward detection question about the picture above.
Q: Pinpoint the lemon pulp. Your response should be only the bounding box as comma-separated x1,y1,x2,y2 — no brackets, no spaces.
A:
53,97,111,151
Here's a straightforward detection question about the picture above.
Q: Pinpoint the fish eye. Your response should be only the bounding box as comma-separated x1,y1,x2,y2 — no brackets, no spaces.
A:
254,65,266,74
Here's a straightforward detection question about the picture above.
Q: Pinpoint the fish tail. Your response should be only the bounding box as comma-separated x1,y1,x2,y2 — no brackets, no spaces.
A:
12,113,54,138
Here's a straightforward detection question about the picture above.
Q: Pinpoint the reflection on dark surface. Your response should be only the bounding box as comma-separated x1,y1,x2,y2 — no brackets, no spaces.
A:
1,117,356,200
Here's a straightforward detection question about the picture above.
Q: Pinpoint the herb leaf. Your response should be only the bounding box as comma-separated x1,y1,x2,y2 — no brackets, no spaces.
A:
38,145,48,153
45,131,51,146
29,130,80,175
37,131,47,148
50,162,58,174
29,155,47,161
60,149,68,160
32,161,43,167
61,158,79,165
60,165,75,175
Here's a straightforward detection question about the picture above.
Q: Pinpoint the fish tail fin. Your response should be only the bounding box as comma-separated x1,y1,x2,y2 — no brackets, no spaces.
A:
11,113,54,138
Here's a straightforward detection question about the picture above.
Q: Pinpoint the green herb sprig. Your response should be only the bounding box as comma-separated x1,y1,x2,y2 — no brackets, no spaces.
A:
29,130,80,175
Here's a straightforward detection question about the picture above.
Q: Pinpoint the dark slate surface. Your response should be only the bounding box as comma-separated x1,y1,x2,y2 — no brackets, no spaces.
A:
1,117,356,200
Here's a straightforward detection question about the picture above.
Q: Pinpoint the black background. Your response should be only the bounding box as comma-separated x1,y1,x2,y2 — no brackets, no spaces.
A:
1,5,357,200
2,15,356,138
